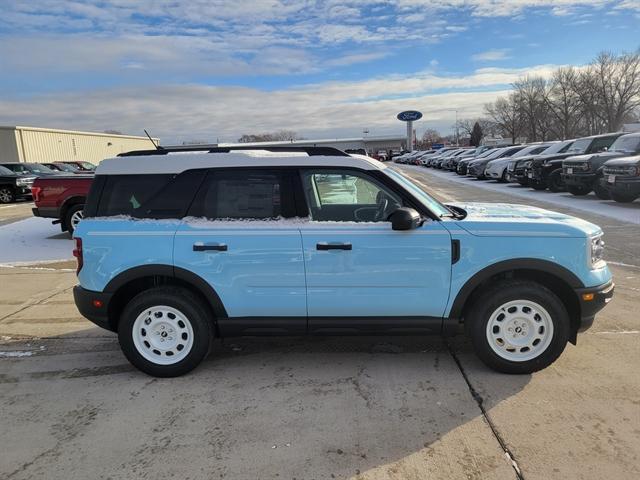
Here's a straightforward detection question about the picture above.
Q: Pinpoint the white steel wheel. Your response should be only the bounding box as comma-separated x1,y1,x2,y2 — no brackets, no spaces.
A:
486,300,554,362
131,305,194,365
70,209,84,229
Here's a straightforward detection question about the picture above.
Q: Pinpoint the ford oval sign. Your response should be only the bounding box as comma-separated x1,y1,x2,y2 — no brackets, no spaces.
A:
397,110,423,122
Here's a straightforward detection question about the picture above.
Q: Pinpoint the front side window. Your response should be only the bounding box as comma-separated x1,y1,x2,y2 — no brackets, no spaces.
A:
588,136,618,153
301,170,401,222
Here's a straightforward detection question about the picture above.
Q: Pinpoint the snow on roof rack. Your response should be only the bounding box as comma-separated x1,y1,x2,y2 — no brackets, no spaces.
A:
117,145,350,157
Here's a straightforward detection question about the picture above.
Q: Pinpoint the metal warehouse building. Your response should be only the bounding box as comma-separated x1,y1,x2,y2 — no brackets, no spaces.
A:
0,126,159,164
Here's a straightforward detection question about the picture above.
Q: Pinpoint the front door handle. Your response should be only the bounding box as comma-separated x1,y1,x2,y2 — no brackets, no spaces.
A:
193,243,227,252
316,242,352,251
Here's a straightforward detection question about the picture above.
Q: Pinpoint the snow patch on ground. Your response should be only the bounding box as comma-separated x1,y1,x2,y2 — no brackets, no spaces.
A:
400,165,640,225
0,217,74,264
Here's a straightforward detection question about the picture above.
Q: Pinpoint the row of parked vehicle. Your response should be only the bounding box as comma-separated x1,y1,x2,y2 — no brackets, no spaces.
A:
0,161,95,204
394,131,640,203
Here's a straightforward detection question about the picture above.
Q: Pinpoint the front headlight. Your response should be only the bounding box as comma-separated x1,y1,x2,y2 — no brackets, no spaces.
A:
16,178,32,186
590,234,606,268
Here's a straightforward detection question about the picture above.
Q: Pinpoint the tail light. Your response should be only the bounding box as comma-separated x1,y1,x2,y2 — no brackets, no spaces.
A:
31,186,42,203
73,237,83,274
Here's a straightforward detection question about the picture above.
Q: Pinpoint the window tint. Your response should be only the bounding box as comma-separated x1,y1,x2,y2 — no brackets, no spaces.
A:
97,174,173,216
301,170,402,222
199,170,285,220
588,136,617,153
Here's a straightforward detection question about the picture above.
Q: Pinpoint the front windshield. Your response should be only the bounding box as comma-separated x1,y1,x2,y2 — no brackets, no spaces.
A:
384,168,452,218
610,135,640,154
541,141,570,155
484,148,505,160
25,163,55,173
79,162,97,170
56,163,78,171
512,144,548,158
476,149,496,158
0,165,14,175
566,138,591,154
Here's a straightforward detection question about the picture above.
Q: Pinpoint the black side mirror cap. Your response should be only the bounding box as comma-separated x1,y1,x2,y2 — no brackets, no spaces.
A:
389,207,422,231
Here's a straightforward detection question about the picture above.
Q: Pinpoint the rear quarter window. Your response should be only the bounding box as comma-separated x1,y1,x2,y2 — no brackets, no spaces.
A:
93,170,207,219
95,174,173,217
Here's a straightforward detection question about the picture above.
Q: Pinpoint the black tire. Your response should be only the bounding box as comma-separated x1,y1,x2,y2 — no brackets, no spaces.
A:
530,182,547,191
498,170,508,183
465,280,570,374
0,185,15,204
118,287,213,377
517,179,529,187
63,204,84,235
593,181,611,200
567,185,591,196
547,170,565,193
611,192,638,203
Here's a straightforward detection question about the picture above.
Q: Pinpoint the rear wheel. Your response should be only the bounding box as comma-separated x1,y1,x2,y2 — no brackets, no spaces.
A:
64,204,84,235
567,185,591,196
118,287,213,377
466,280,570,374
0,186,15,204
611,192,638,203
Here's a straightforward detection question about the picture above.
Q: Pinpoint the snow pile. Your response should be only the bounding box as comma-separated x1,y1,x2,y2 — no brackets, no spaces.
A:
0,217,74,264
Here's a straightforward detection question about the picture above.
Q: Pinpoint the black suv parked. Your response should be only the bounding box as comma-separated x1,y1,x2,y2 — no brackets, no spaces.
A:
525,133,623,192
562,133,640,199
508,140,574,185
601,154,640,203
0,162,61,177
0,165,36,204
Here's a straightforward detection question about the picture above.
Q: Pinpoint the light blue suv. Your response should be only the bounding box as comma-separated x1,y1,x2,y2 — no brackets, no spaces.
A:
73,146,614,377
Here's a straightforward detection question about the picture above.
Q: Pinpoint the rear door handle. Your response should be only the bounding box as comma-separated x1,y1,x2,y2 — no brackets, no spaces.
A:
316,242,352,251
193,243,227,252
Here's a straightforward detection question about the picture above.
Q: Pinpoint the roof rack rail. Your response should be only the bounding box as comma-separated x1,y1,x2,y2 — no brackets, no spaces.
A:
117,145,350,157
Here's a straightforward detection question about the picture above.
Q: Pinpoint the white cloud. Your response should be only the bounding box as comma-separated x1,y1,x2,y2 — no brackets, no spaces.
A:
472,49,512,61
0,65,558,142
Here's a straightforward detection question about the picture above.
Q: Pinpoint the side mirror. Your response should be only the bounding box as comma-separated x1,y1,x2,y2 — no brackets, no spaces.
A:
389,207,422,231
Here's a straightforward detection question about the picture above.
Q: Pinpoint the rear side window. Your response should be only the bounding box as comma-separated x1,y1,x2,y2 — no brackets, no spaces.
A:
193,169,293,220
96,174,173,217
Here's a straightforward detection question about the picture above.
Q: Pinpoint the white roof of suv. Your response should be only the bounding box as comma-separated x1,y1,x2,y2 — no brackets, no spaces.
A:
97,150,386,175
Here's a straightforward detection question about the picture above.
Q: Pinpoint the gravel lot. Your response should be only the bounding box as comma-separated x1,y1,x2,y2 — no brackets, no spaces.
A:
1,169,638,480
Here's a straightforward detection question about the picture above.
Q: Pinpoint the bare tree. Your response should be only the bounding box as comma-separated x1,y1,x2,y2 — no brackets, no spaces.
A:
588,51,640,132
513,76,554,141
238,130,303,142
544,67,583,139
484,93,523,143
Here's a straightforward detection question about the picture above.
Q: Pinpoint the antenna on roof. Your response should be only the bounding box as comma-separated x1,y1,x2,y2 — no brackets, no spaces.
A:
144,129,162,150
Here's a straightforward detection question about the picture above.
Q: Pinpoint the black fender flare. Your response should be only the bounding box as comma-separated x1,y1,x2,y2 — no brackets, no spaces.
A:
448,258,584,319
104,264,228,318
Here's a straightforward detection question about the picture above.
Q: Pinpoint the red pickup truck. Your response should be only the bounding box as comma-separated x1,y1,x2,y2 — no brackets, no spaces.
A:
31,175,93,235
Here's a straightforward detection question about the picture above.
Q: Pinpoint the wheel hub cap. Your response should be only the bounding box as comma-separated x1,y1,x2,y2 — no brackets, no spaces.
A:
132,306,194,365
486,300,554,362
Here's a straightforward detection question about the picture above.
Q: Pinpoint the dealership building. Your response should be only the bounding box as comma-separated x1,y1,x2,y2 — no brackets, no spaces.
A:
220,134,408,154
0,126,159,164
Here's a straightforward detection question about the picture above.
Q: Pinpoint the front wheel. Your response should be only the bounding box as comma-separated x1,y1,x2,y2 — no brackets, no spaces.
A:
547,170,565,193
118,287,213,377
466,280,570,374
567,185,591,196
593,181,611,200
611,192,638,203
0,186,15,204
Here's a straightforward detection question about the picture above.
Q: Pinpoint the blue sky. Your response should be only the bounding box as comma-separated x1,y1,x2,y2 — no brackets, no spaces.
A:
0,1,637,143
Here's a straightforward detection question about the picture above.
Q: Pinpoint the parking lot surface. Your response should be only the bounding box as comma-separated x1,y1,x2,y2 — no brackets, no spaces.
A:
1,168,639,480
